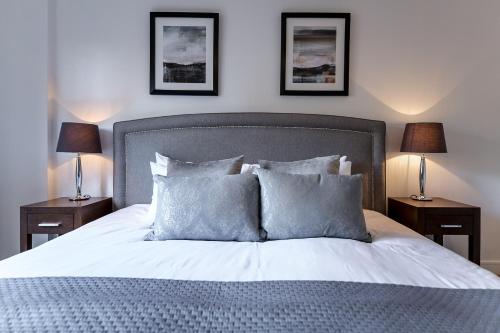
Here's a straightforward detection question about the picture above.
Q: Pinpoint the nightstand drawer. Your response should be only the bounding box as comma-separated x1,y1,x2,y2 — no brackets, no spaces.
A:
27,214,74,234
424,215,474,235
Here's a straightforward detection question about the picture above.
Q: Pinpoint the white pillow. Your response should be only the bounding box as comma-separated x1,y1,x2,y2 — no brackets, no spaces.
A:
339,156,352,176
241,157,352,175
156,152,169,166
241,163,260,175
146,161,167,224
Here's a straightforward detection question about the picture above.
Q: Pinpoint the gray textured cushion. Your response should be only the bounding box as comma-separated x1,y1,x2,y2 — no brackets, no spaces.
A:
259,155,340,175
146,174,260,242
165,155,244,176
147,155,244,224
257,169,371,242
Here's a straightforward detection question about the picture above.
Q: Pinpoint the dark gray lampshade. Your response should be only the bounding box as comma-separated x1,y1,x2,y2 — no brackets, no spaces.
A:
56,122,102,153
400,123,447,153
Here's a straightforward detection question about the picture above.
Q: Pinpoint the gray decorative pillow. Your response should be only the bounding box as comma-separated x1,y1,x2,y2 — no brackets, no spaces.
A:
145,174,260,242
164,155,244,176
258,155,340,175
256,169,371,242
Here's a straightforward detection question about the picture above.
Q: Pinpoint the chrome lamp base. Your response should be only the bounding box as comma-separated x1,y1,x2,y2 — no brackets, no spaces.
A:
69,194,91,201
410,194,433,201
410,154,433,201
68,152,91,202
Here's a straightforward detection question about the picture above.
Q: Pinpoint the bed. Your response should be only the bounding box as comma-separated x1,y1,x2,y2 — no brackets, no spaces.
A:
1,113,499,332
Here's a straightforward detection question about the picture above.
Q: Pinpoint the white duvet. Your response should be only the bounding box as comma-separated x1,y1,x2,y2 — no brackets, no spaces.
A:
0,205,499,289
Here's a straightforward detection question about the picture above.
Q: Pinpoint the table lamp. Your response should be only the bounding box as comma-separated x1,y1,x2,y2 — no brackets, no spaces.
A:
56,122,102,201
400,122,447,201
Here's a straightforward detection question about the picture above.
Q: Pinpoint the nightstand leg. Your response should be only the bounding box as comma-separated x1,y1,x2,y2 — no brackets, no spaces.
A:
27,234,32,250
20,234,32,252
470,210,481,265
433,235,443,245
469,234,480,265
20,209,31,252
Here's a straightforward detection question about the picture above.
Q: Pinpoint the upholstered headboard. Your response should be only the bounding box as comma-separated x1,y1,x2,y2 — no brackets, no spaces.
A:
113,113,386,213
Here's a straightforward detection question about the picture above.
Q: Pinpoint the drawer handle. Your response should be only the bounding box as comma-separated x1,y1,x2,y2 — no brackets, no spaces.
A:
38,223,62,227
440,224,462,228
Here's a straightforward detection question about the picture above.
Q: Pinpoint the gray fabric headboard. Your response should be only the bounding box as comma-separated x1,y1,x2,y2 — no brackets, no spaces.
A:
113,113,386,213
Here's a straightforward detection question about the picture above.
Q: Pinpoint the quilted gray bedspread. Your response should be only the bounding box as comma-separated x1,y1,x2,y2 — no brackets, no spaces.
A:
0,277,499,332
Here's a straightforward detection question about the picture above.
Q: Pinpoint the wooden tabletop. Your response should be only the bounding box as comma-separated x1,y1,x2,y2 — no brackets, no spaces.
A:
388,197,478,209
21,197,111,208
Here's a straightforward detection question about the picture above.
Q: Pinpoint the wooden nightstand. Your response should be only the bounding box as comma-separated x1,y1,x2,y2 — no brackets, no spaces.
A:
387,197,481,265
20,197,112,252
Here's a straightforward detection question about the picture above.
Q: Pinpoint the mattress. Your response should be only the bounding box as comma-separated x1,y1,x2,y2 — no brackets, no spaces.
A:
0,204,499,289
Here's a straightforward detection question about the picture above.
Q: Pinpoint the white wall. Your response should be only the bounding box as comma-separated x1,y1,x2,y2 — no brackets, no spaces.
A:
0,0,49,260
3,0,500,273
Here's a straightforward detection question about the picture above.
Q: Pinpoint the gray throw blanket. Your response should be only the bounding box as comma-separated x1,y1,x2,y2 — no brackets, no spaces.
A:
0,277,499,332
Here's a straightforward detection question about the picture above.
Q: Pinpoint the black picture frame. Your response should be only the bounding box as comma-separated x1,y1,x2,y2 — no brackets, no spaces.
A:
280,13,350,96
150,12,219,96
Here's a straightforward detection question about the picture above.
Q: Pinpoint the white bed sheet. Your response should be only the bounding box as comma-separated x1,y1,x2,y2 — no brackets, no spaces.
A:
0,205,499,289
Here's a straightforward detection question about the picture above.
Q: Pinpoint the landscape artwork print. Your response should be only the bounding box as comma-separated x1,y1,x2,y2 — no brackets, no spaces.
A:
292,26,336,84
163,26,206,84
150,12,218,95
281,13,350,96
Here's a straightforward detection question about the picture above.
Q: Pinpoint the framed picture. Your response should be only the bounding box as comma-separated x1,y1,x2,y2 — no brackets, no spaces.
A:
150,12,219,95
280,13,350,96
